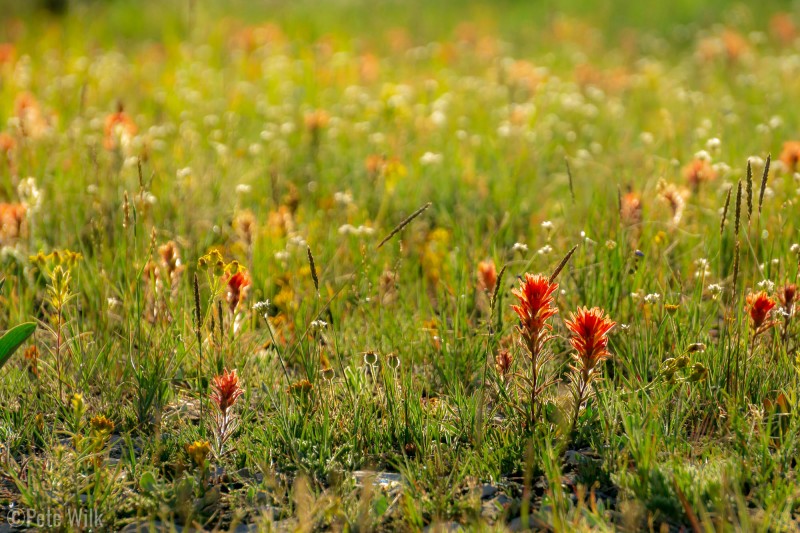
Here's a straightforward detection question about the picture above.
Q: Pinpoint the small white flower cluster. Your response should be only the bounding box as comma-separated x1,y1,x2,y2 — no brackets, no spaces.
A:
338,224,375,236
694,258,711,279
707,284,723,298
287,235,307,248
17,177,42,214
253,300,271,318
310,320,328,331
419,151,443,165
512,242,528,253
334,191,353,206
757,279,775,292
644,293,661,304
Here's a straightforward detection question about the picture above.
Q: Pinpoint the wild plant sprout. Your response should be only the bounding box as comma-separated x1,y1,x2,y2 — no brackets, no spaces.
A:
564,307,616,441
510,273,560,429
29,250,81,403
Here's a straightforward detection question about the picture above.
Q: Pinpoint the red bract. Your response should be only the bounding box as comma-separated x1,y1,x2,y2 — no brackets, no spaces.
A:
746,291,776,332
564,307,616,370
225,270,251,313
511,273,558,350
210,369,244,414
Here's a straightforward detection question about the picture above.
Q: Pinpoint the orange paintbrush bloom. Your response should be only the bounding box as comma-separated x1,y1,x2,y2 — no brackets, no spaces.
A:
477,260,498,293
0,132,15,153
511,273,559,352
565,306,616,371
0,43,16,65
0,203,26,244
683,158,717,190
304,109,329,131
103,108,137,150
565,306,615,439
780,141,800,173
14,92,49,139
770,13,797,46
210,369,244,414
620,191,642,227
746,291,777,333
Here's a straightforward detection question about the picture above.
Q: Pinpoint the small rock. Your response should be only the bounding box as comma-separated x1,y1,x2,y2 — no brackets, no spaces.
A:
479,484,498,499
508,515,548,531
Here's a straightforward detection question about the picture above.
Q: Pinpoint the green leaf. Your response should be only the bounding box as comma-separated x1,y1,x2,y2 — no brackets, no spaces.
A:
0,322,36,370
373,495,389,516
0,278,5,294
139,471,157,493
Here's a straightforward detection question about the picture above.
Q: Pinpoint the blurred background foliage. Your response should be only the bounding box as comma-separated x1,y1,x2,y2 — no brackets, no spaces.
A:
2,0,799,49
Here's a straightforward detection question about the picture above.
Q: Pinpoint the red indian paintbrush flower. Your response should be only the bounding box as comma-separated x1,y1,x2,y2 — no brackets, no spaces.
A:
746,291,777,333
225,270,251,313
683,158,717,190
511,273,558,352
564,306,615,442
210,369,244,414
103,107,137,151
477,260,498,293
780,141,800,173
778,283,797,313
564,306,616,371
510,273,560,428
620,191,642,227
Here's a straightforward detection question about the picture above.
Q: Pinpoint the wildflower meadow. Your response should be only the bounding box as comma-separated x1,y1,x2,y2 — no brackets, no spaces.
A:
2,0,800,530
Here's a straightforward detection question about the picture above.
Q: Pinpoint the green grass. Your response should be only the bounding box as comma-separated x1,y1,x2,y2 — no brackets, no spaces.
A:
1,0,800,531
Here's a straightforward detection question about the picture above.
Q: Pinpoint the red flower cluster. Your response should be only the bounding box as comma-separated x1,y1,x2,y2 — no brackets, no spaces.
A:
565,307,616,371
746,291,777,333
210,369,244,414
511,274,558,353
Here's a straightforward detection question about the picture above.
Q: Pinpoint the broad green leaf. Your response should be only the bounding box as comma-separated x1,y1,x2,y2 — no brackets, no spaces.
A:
0,322,36,370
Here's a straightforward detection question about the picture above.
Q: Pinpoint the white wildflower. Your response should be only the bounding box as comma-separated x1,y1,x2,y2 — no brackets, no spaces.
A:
644,293,662,304
757,279,775,292
419,151,443,165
